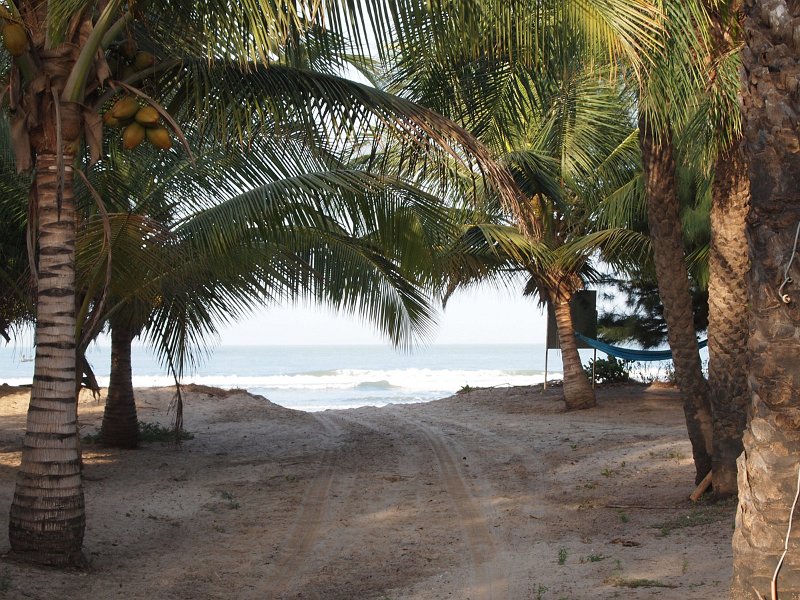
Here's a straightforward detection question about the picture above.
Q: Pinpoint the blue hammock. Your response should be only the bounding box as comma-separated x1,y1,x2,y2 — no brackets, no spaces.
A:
574,332,708,362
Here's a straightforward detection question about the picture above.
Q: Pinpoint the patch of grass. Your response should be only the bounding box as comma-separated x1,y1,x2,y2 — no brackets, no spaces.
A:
617,510,629,523
608,578,677,589
139,421,194,442
653,501,735,537
82,421,194,444
557,547,568,565
601,468,618,478
533,584,548,600
219,490,240,509
587,553,607,562
458,385,474,394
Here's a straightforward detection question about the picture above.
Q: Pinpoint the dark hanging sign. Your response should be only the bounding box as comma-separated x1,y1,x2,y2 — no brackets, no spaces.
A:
546,290,598,350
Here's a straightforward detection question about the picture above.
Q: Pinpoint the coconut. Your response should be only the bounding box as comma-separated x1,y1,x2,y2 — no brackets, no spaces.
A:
122,123,146,149
133,51,155,71
134,106,160,127
2,23,27,57
111,96,140,120
103,111,121,128
146,127,172,150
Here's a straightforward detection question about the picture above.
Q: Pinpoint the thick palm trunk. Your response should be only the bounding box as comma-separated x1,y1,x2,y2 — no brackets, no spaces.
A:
708,144,750,498
552,298,595,410
731,1,800,595
8,152,85,566
639,118,714,484
100,323,139,448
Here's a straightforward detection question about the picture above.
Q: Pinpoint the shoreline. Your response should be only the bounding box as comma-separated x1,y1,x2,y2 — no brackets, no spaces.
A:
0,382,733,599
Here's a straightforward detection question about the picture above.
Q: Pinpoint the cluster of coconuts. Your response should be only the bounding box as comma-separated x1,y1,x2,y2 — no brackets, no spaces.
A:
104,96,172,150
1,20,27,57
111,36,156,81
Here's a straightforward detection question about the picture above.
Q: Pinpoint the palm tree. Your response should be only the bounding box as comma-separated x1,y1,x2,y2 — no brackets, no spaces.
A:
731,0,800,595
396,62,647,408
80,135,454,448
636,0,717,485
384,10,655,409
0,0,520,565
679,0,750,498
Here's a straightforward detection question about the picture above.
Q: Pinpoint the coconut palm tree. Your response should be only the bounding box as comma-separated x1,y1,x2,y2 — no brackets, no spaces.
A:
390,53,647,408
677,0,750,498
79,134,454,448
635,0,718,485
0,0,515,565
730,0,800,595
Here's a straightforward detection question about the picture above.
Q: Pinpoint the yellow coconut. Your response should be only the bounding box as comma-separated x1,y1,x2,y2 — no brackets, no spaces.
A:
103,111,121,128
122,123,146,150
134,106,160,127
111,96,140,120
133,51,155,71
2,23,27,57
146,127,172,150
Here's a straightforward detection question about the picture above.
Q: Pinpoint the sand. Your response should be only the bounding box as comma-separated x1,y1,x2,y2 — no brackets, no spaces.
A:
0,382,734,599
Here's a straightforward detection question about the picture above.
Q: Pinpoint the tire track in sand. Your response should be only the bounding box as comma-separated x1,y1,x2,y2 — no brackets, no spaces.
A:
258,413,342,599
387,407,508,600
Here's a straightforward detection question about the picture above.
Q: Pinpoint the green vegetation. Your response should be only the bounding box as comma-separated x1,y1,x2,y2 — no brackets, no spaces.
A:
557,548,568,565
83,421,194,444
584,356,631,384
653,500,736,537
608,578,677,589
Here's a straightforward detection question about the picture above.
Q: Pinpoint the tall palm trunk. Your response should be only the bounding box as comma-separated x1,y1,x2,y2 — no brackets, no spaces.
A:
551,291,595,410
708,144,750,498
100,322,140,448
639,117,714,484
731,0,800,594
8,151,85,566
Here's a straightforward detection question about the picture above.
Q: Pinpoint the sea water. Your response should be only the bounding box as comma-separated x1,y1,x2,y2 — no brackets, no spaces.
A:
0,343,571,412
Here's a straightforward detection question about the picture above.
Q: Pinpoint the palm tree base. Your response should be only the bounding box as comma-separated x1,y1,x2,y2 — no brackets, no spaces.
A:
6,548,89,569
564,397,596,411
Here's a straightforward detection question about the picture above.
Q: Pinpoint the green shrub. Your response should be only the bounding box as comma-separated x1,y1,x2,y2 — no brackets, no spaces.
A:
83,421,193,444
584,356,631,383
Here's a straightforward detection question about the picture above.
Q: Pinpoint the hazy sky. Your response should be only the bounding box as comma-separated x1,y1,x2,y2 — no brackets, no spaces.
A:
219,284,548,346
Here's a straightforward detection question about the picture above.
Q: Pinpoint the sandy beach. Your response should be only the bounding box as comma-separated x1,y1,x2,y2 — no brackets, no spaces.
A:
0,382,734,599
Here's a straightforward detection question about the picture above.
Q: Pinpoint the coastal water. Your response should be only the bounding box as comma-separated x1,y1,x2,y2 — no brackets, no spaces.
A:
0,343,569,412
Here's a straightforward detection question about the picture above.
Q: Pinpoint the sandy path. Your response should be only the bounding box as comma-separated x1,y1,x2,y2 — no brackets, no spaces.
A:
0,382,734,599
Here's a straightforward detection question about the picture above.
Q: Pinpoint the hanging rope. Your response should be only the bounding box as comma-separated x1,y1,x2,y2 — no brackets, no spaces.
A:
771,463,800,599
778,221,800,304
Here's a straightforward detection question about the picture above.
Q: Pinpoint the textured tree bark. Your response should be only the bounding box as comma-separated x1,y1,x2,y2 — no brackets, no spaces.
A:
552,298,596,410
639,117,714,484
708,144,750,498
8,152,86,566
100,322,140,448
732,0,800,595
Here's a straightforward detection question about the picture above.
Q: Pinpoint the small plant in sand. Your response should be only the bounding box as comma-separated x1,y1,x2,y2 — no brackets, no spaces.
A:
220,490,240,510
608,578,676,589
586,553,607,562
557,548,568,565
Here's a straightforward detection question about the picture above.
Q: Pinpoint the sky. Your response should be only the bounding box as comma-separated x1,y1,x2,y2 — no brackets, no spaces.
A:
4,282,548,350
218,284,548,346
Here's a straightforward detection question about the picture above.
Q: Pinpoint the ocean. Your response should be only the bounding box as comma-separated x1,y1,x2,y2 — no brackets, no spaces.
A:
0,343,567,412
